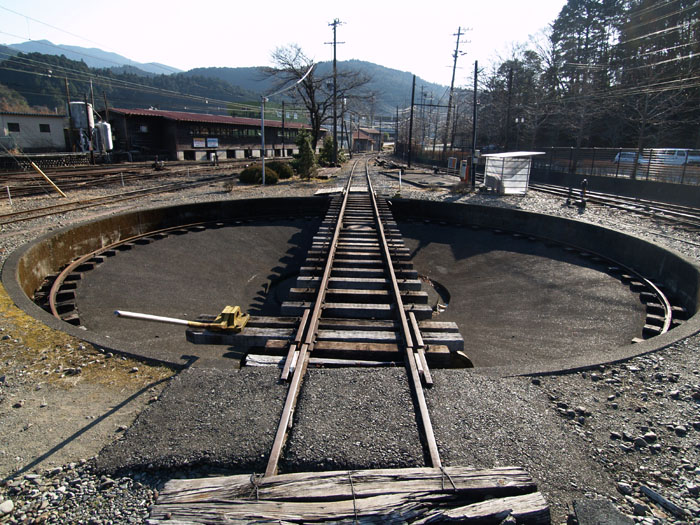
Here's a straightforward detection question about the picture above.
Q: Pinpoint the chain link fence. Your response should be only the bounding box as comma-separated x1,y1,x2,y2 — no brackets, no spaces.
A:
533,147,700,186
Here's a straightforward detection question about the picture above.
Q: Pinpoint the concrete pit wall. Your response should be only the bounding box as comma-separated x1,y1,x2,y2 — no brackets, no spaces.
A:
3,197,327,365
3,196,700,371
389,198,700,364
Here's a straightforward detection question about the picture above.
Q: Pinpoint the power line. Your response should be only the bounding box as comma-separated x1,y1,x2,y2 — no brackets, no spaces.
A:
0,7,177,75
0,47,315,119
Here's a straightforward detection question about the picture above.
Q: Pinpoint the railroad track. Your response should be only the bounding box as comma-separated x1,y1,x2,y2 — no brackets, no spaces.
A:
147,157,549,523
0,172,231,226
0,158,250,200
530,182,700,232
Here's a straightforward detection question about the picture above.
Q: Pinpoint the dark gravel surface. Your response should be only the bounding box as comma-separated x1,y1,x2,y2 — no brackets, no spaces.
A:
426,369,618,522
94,367,286,475
281,367,425,473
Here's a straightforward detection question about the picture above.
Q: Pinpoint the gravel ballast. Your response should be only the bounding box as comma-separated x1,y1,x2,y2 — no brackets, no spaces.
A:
0,164,699,524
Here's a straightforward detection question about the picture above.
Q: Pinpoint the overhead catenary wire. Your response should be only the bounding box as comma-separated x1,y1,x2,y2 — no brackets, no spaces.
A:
0,6,178,75
0,54,312,120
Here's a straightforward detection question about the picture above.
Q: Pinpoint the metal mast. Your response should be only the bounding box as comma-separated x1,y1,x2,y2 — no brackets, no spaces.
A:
443,27,463,160
328,19,343,165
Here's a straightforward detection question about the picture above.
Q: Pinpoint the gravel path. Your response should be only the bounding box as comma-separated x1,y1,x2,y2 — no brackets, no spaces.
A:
0,161,698,524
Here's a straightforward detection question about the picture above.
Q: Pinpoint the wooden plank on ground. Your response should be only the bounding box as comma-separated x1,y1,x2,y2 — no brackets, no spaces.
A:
149,467,548,524
246,354,398,368
156,466,536,503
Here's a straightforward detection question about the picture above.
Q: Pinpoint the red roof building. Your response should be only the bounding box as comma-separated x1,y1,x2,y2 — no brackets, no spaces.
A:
108,108,318,161
352,127,382,152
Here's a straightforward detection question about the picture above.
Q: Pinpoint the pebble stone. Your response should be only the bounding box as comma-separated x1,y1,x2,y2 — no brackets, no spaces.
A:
0,167,699,523
0,499,14,514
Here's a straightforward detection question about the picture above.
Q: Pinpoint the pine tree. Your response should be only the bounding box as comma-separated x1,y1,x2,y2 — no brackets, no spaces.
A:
294,130,317,178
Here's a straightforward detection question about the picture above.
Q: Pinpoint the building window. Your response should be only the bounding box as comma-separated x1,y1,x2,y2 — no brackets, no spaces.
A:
7,123,20,132
139,125,148,133
39,124,50,133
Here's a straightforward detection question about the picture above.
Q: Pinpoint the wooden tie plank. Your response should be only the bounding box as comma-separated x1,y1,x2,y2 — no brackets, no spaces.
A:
156,466,536,503
246,354,397,368
296,276,422,291
288,287,430,304
281,301,434,320
149,467,547,523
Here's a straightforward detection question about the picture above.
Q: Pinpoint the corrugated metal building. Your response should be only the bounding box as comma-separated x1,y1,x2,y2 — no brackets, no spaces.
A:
108,108,318,161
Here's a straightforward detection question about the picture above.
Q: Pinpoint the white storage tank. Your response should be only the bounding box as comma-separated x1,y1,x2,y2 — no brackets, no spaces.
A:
96,121,113,151
69,101,94,130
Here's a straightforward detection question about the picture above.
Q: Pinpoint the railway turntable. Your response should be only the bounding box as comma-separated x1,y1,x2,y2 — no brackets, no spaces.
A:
5,153,699,523
143,160,550,523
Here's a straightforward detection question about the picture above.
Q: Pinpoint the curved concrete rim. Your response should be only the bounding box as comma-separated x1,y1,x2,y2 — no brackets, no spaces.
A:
3,196,699,376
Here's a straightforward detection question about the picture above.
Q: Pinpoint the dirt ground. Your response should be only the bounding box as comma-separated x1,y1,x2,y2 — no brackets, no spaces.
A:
0,285,174,481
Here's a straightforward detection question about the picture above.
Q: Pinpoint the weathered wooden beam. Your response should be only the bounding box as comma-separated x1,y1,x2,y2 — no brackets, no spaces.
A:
156,466,537,503
186,327,293,346
416,491,550,524
149,467,547,524
246,354,398,368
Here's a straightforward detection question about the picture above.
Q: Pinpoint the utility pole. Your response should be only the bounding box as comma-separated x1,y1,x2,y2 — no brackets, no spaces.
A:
443,26,464,161
64,77,74,152
419,86,425,149
395,106,399,156
327,18,344,166
408,75,416,168
504,67,513,151
471,60,478,189
282,101,286,157
102,91,110,122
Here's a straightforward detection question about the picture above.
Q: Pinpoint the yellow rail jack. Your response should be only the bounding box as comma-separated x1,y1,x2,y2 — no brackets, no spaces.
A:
115,305,250,332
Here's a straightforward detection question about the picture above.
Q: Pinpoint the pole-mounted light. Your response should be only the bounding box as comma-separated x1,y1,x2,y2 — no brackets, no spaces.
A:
261,64,315,185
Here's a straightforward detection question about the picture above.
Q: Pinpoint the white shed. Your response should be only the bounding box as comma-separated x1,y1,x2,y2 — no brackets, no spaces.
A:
482,151,544,195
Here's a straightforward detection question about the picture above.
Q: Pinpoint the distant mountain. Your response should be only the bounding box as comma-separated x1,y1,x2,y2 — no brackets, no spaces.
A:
0,44,18,61
0,51,259,114
186,66,273,94
5,40,182,76
341,60,447,113
184,60,446,117
0,42,447,120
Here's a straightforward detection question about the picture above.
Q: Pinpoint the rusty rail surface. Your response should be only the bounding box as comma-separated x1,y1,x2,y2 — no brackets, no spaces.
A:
264,161,356,477
264,157,445,477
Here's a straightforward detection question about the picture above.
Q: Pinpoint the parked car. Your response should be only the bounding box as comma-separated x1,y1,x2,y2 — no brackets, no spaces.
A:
652,149,700,165
614,151,649,164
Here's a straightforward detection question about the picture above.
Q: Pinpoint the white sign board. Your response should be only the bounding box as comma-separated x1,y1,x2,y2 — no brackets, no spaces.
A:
459,160,469,180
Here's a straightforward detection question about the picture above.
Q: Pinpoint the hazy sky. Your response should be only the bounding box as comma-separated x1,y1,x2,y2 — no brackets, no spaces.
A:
0,0,566,86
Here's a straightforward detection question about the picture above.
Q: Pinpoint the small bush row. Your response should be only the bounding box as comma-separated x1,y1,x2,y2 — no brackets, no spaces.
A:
237,161,295,185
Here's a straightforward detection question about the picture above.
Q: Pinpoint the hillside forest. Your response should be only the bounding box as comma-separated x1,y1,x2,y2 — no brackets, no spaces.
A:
0,0,698,150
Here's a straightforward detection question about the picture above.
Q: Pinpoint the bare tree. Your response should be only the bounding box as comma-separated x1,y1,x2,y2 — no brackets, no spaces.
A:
266,44,371,149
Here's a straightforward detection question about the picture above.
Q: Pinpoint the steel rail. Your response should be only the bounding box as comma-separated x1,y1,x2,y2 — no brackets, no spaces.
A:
365,163,442,469
530,183,700,229
264,161,357,478
0,174,230,226
46,214,243,319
